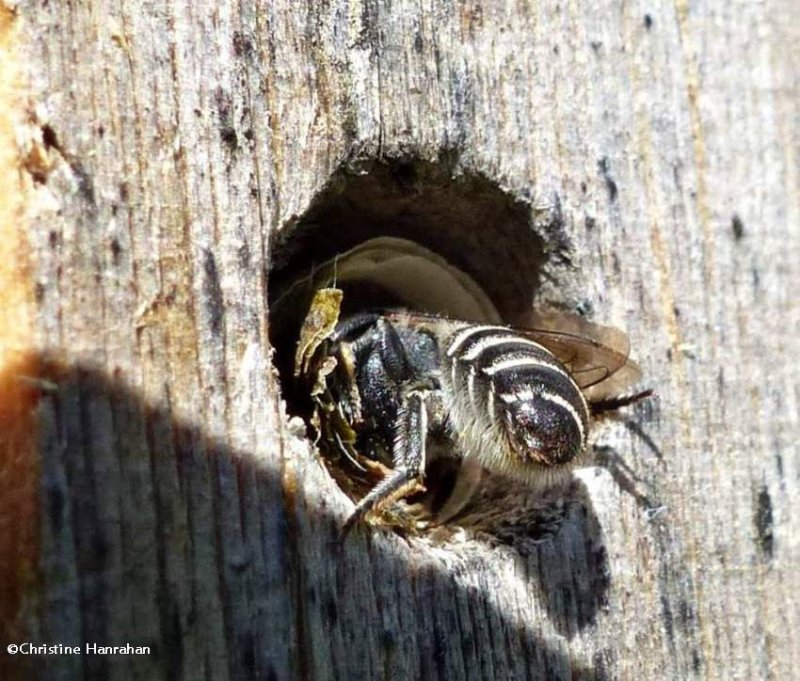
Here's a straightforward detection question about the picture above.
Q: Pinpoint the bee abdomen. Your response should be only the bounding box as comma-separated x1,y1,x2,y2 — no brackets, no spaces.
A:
443,325,589,470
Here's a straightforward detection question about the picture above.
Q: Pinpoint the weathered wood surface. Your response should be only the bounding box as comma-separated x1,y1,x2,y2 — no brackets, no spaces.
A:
2,0,798,679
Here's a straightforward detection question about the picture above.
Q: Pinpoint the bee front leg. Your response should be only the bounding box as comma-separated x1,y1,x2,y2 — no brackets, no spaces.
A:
341,387,431,536
330,312,382,344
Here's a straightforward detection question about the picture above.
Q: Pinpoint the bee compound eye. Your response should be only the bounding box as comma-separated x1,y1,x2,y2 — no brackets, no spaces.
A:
504,398,583,466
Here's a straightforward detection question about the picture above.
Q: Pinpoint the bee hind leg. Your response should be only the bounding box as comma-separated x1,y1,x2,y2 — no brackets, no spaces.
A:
340,387,431,537
589,388,654,415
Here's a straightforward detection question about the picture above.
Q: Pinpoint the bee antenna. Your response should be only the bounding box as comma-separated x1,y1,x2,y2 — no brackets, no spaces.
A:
331,254,339,287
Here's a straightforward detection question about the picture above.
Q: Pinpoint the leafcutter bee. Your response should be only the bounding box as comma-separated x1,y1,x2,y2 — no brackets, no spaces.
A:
296,295,652,534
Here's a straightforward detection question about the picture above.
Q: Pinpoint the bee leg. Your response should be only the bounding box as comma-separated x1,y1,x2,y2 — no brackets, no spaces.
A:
589,388,654,414
331,430,366,472
341,387,430,537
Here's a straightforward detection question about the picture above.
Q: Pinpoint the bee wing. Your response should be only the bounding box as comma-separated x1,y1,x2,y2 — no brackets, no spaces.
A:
510,311,643,401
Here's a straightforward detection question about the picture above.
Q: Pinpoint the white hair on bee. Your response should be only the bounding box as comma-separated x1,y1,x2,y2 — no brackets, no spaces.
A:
482,355,564,376
461,333,549,362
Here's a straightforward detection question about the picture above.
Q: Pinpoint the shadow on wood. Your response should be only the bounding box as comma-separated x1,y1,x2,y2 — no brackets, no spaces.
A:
7,356,624,680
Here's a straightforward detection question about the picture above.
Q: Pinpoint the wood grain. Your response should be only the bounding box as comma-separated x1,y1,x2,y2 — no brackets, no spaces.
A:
3,0,797,679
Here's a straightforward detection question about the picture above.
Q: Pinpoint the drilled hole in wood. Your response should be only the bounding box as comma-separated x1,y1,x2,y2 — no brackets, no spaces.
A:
268,157,568,532
268,158,556,376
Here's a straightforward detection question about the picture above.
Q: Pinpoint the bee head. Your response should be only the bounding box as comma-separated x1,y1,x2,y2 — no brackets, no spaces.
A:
502,395,586,467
